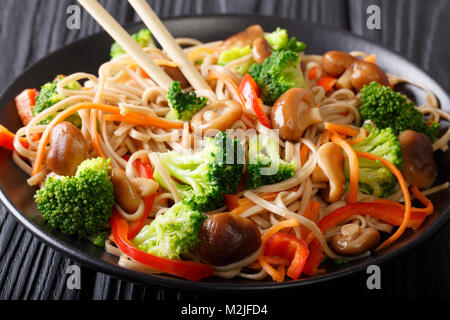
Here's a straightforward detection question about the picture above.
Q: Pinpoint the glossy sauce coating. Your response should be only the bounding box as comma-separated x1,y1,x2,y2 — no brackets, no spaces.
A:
110,168,141,214
270,88,320,142
322,51,389,90
398,130,437,188
45,121,87,176
199,212,261,266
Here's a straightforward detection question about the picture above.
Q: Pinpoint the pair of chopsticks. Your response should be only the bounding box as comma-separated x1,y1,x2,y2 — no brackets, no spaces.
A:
77,0,211,92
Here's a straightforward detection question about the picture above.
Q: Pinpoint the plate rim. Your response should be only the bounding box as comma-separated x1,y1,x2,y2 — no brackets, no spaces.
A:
0,13,449,293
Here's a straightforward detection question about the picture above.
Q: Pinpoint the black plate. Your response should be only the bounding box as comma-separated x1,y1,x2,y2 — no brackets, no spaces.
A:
0,15,449,292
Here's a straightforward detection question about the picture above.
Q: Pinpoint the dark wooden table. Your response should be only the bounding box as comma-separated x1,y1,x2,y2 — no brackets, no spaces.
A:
0,0,449,300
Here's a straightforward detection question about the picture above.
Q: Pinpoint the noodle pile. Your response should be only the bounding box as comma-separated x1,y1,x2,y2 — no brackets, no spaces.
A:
10,34,450,281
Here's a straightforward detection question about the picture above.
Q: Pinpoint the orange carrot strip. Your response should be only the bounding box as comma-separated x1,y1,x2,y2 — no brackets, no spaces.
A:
346,127,367,145
32,103,121,176
330,133,359,203
231,192,280,215
258,219,300,282
374,187,434,216
299,200,313,238
103,113,184,129
208,71,247,110
301,201,321,240
324,122,359,137
300,144,309,166
355,151,411,251
188,47,215,61
364,53,376,64
90,109,106,158
317,76,337,92
410,186,434,215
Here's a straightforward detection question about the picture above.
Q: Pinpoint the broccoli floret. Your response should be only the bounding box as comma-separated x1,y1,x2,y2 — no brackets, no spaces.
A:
333,258,349,269
248,49,309,105
33,76,82,127
110,28,155,59
131,202,206,259
359,81,440,142
247,133,295,189
87,231,109,248
264,27,306,52
345,124,403,198
165,81,208,121
217,45,254,74
154,131,244,212
35,157,115,239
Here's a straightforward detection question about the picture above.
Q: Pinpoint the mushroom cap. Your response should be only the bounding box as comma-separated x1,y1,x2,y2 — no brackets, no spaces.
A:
316,142,345,202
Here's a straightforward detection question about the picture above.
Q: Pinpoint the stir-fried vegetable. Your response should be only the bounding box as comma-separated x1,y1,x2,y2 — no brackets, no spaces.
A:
247,133,295,189
132,202,206,259
34,157,115,244
264,27,306,52
110,210,214,281
217,45,253,74
248,49,309,105
346,124,403,198
110,28,154,59
359,81,440,141
239,73,271,128
165,81,208,121
154,131,244,211
33,76,82,127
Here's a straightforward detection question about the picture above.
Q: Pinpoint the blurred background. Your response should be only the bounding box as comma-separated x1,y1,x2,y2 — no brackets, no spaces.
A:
0,0,448,300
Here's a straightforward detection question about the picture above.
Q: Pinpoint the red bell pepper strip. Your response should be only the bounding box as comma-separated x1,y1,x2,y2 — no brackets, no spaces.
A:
115,155,215,280
123,156,157,239
317,202,426,232
302,239,323,276
110,211,214,281
264,233,309,280
14,88,36,126
317,76,337,92
239,74,272,128
0,125,29,150
307,67,318,80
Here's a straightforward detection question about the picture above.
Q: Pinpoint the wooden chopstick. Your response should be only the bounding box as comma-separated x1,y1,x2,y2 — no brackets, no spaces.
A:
77,0,173,90
127,0,212,92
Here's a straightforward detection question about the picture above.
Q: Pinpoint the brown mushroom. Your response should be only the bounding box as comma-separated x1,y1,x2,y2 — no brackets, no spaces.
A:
350,60,389,91
130,178,159,198
329,224,380,256
110,168,142,214
313,142,346,202
252,36,272,64
398,130,437,188
322,51,389,91
322,51,358,76
191,100,242,132
270,88,323,142
45,121,87,176
221,25,264,50
198,212,261,266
